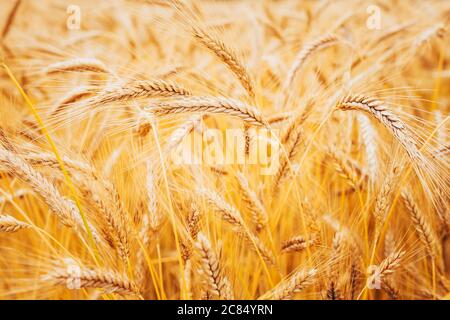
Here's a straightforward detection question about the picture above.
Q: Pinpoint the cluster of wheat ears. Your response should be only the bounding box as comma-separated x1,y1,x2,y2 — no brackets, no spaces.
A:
0,0,448,300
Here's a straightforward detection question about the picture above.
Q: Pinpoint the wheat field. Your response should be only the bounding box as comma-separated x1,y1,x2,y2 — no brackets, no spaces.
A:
0,0,449,300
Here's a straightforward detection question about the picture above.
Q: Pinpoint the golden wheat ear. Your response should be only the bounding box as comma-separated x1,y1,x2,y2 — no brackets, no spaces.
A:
0,214,30,233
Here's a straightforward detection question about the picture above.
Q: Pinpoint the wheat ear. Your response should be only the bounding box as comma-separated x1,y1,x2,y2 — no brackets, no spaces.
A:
281,235,315,253
377,250,405,278
198,188,274,264
0,148,100,241
193,27,255,99
18,151,129,260
336,95,422,163
44,263,140,296
260,268,317,300
195,232,234,300
43,58,109,75
373,168,399,234
401,190,438,258
235,171,268,232
328,147,363,190
285,34,339,89
51,86,93,116
414,24,446,49
272,125,302,191
86,79,191,108
0,214,30,233
146,96,268,127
